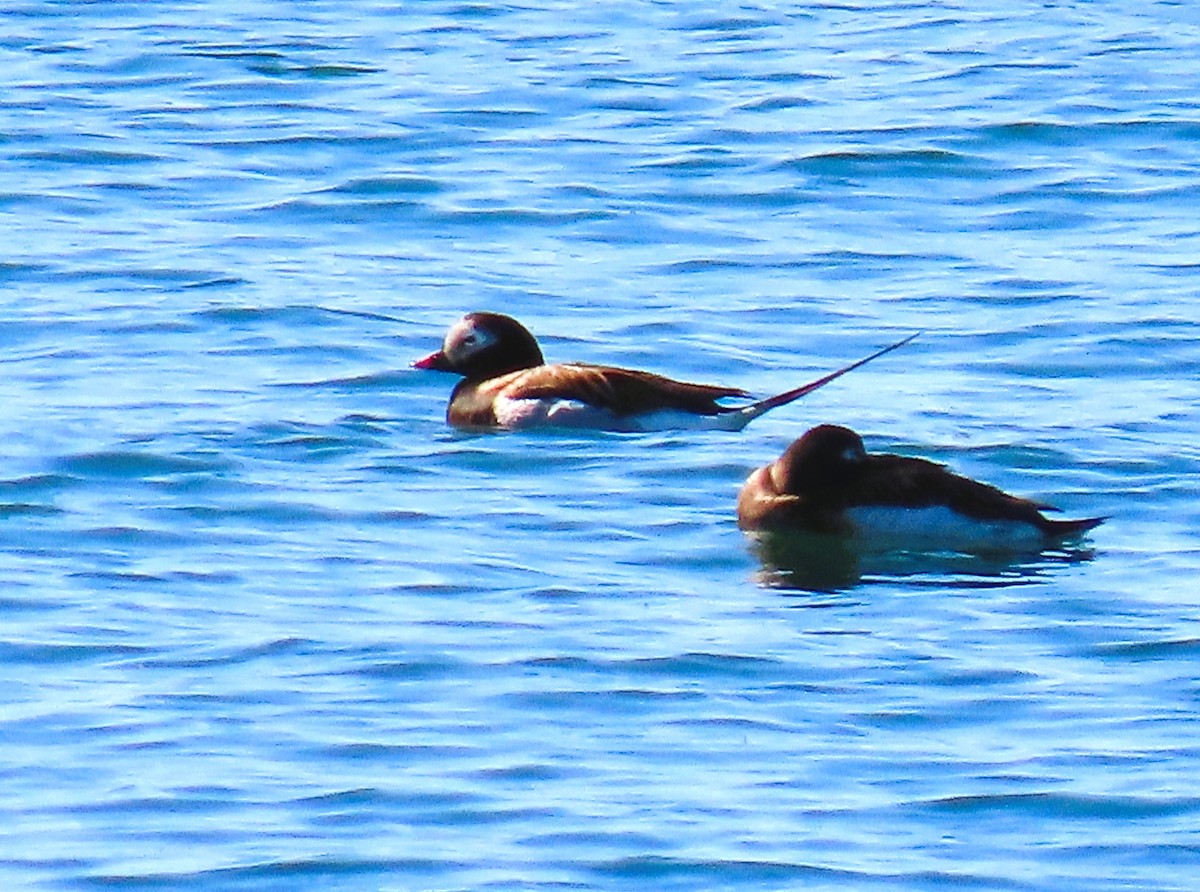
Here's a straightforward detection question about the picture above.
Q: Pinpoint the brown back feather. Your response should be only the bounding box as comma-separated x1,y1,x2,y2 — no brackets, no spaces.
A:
499,363,748,416
843,455,1052,527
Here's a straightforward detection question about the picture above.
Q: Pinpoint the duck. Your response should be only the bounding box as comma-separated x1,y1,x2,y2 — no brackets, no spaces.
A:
737,424,1104,550
413,312,917,432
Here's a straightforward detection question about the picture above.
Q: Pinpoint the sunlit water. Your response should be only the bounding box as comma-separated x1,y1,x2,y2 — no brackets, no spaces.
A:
3,1,1200,889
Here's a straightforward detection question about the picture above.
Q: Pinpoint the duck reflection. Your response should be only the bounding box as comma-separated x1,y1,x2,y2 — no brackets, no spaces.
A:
747,528,1097,593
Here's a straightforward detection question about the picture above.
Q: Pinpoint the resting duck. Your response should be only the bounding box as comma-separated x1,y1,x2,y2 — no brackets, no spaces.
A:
414,312,916,432
738,424,1104,550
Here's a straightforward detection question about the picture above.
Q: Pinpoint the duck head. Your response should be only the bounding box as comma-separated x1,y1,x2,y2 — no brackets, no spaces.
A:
413,312,545,379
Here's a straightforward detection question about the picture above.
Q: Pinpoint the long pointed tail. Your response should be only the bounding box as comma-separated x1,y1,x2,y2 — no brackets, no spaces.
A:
725,332,920,430
1042,515,1106,539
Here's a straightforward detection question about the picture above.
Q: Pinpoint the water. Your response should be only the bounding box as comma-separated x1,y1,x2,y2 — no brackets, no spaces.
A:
3,1,1200,889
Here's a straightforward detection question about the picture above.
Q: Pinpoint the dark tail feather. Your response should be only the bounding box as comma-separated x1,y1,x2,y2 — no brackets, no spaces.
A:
725,332,920,430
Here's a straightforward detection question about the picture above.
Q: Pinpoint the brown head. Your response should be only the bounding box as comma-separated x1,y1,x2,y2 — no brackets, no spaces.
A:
772,424,869,496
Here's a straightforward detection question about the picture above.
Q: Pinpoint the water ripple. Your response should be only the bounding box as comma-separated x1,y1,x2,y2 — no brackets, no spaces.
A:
3,2,1199,890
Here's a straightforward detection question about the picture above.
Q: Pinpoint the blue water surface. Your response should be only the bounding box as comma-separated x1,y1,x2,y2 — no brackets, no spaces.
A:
2,1,1200,889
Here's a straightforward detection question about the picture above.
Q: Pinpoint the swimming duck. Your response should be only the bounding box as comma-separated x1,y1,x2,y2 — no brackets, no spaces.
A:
737,424,1104,550
414,312,916,432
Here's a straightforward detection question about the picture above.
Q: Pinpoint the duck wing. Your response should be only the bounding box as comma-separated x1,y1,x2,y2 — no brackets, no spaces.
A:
499,363,749,417
846,455,1062,527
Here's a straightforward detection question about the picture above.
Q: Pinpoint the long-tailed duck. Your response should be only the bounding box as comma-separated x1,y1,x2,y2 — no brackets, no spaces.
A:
414,312,916,432
737,424,1104,550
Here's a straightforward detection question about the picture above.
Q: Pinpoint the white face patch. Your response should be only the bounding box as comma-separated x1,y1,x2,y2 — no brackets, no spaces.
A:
445,319,495,364
844,505,1044,552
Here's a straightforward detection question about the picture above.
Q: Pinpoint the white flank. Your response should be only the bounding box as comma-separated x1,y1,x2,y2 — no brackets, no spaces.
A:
493,397,747,432
844,505,1044,552
492,397,620,430
620,409,750,432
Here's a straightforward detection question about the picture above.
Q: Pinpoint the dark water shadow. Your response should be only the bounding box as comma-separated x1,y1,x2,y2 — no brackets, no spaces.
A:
747,530,1097,594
